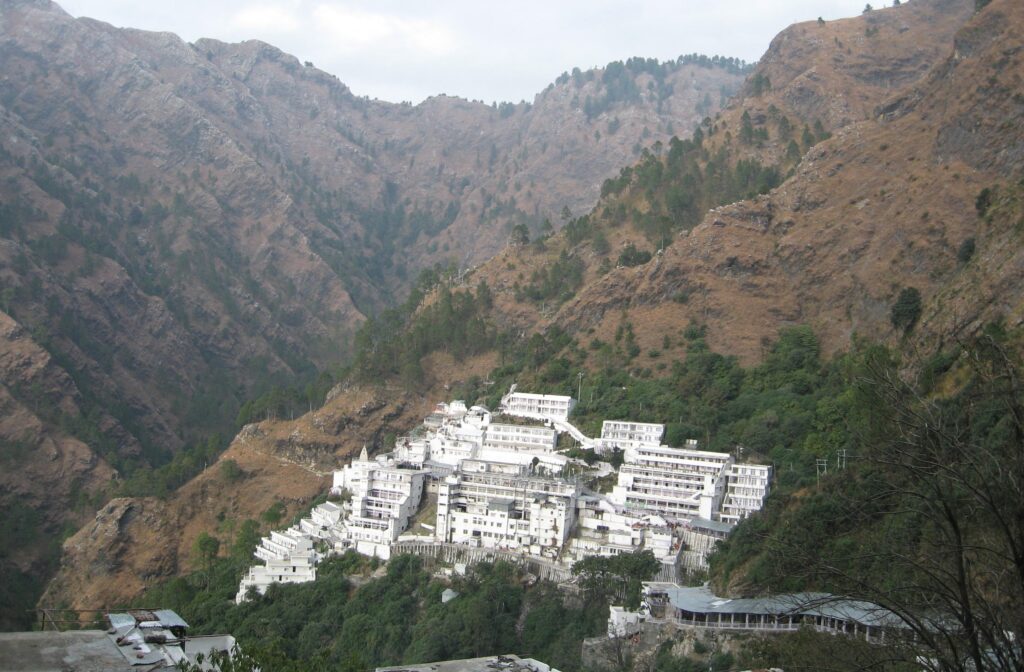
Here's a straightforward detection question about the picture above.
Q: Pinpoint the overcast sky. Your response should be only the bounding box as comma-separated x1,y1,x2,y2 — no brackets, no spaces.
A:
58,0,867,104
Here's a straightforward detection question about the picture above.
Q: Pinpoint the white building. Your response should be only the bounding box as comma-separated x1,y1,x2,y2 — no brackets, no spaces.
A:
721,463,772,524
608,605,645,637
236,552,317,603
254,530,315,563
597,420,664,454
436,459,580,558
569,496,643,560
394,402,565,475
568,497,681,579
238,392,773,599
297,501,344,540
334,447,428,559
392,436,431,467
500,388,575,422
478,422,566,474
484,422,557,453
608,441,732,520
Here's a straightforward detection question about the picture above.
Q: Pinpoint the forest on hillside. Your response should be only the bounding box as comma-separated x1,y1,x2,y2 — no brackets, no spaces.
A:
137,315,1024,670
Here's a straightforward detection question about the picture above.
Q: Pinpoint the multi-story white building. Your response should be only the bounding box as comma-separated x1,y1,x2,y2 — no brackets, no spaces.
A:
238,504,346,602
296,501,343,540
484,423,557,453
254,530,315,563
569,496,642,559
436,459,580,558
568,497,681,579
720,463,772,524
608,441,732,520
236,552,317,603
479,422,565,473
238,390,774,599
500,388,575,422
334,447,428,559
597,421,664,453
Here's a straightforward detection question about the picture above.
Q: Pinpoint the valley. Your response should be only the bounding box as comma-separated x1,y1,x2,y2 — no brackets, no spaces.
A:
1,0,1023,669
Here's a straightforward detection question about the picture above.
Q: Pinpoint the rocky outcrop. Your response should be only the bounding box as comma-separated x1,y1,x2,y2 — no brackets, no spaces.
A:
755,0,973,128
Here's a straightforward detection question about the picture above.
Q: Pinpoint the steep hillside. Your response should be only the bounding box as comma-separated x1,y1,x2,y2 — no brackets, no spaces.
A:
41,350,497,613
0,0,743,459
0,310,115,629
0,0,744,622
555,0,1017,362
38,0,1009,618
439,0,1006,366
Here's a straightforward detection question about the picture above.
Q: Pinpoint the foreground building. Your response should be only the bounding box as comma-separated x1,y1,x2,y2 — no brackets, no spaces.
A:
0,609,234,671
608,582,900,642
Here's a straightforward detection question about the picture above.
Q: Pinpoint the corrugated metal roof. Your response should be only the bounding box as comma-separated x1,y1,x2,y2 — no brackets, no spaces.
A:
649,584,901,628
688,517,734,534
152,610,189,630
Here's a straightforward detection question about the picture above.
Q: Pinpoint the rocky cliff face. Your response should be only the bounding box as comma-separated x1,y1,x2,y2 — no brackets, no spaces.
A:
0,309,116,628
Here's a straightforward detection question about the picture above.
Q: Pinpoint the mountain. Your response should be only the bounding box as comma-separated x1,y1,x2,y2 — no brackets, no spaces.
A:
37,0,1019,620
466,0,992,365
0,0,743,458
0,0,747,625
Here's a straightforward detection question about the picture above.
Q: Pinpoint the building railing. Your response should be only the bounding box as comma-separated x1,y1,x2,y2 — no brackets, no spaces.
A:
641,613,886,642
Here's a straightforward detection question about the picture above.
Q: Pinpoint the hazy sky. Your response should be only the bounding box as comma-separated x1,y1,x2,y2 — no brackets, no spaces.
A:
58,0,866,104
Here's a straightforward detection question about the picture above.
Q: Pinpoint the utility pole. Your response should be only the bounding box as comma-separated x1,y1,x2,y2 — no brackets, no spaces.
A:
577,371,584,405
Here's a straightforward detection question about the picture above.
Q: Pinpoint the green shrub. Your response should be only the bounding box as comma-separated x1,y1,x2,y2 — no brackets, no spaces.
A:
890,287,923,333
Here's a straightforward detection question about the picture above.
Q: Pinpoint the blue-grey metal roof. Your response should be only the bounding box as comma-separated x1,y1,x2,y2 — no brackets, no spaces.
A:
152,610,189,630
688,517,734,534
647,584,901,628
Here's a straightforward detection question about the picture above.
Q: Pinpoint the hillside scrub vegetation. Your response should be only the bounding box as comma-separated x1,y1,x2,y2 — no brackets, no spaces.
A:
709,326,1024,671
152,551,636,672
146,317,1024,670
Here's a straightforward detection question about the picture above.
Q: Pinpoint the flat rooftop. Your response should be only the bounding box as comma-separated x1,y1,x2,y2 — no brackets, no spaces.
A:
0,630,134,672
0,609,235,671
